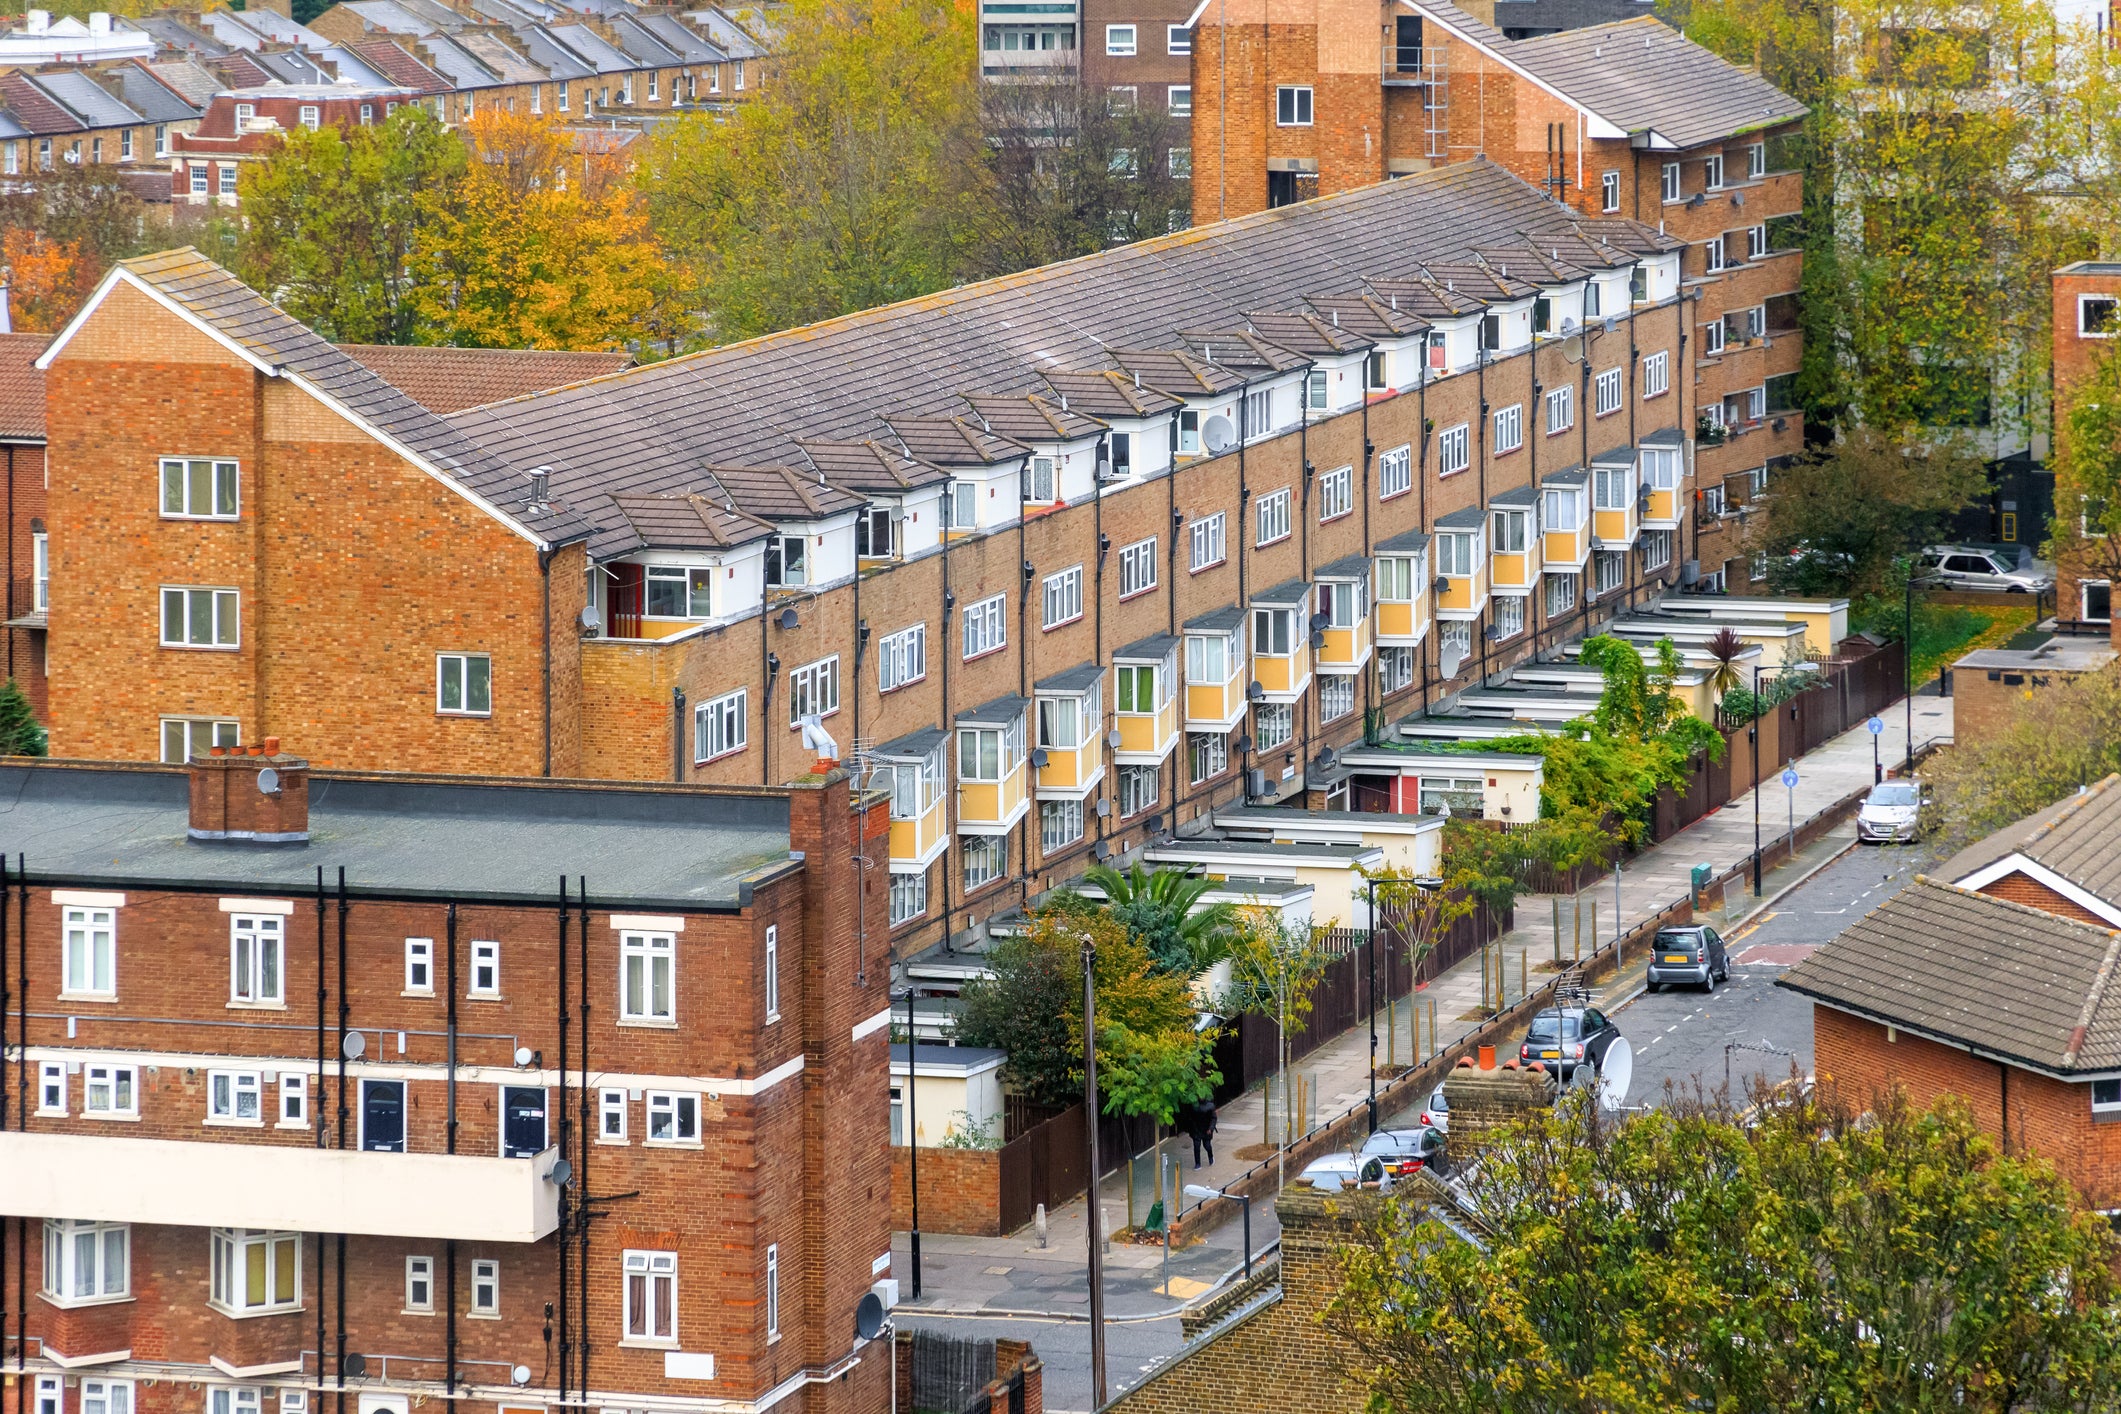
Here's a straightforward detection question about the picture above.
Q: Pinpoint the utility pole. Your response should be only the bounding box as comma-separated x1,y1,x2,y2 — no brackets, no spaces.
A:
903,984,921,1299
1082,937,1107,1410
1750,663,1763,897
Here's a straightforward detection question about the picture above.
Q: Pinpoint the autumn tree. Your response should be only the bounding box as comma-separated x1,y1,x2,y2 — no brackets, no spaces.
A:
1328,1087,2121,1414
2049,339,2121,607
237,107,466,345
1921,659,2121,846
0,229,89,333
408,109,671,351
1743,430,1988,599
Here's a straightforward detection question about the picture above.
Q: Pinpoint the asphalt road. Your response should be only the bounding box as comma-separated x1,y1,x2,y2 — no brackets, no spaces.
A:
1615,837,1940,1106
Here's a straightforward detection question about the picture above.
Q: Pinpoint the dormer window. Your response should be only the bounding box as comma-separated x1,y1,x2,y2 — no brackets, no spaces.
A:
1173,410,1201,455
1532,297,1551,335
1629,266,1648,303
1427,332,1446,371
1253,606,1296,656
646,566,712,619
1027,456,1057,505
855,507,894,558
947,480,977,529
235,103,254,126
1110,432,1133,476
1241,388,1271,439
765,534,807,587
1367,351,1387,389
1478,315,1499,351
299,105,320,130
1305,370,1327,411
1584,281,1601,318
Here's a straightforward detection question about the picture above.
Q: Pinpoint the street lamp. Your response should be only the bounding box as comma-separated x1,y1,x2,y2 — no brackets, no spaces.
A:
1183,1184,1254,1279
1750,662,1763,897
894,985,922,1300
1363,874,1445,1135
1902,568,1939,775
1081,936,1108,1411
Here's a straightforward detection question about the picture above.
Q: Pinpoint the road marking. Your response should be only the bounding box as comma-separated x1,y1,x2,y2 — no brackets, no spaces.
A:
1155,1276,1212,1299
1814,908,1847,914
984,1266,1014,1276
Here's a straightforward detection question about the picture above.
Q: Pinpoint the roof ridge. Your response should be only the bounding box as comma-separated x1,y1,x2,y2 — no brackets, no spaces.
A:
2063,927,2121,1067
2027,771,2121,845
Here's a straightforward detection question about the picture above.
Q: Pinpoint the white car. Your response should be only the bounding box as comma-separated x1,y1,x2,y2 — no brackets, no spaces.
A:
1417,1086,1449,1135
1920,545,2054,594
1857,780,1922,843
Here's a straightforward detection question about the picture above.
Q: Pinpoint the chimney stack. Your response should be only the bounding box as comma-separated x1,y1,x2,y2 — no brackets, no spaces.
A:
188,738,311,844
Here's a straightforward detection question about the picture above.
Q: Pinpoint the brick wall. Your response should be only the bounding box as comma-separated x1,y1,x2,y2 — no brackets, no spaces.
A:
889,1144,1004,1236
1973,869,2111,926
3,437,48,717
2051,268,2120,633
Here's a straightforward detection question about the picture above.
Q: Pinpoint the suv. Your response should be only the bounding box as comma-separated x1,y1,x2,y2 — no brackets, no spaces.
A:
1648,924,1729,993
1518,1005,1621,1081
1920,545,2054,594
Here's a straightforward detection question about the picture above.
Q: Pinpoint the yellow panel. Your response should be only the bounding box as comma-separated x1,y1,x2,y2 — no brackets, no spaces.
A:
1376,600,1422,641
1439,571,1485,614
1187,677,1239,724
1038,743,1091,792
1117,712,1161,755
1593,508,1636,544
1645,488,1679,524
959,780,1001,824
1543,528,1586,566
1490,550,1533,590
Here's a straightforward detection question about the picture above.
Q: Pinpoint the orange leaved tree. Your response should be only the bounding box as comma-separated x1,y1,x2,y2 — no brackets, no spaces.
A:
2,229,90,333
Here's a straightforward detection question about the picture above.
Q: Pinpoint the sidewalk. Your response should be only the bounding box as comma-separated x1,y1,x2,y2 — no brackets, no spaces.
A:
890,692,1953,1318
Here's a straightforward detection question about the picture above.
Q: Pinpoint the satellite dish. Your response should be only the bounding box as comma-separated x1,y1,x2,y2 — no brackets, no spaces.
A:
511,1366,533,1387
854,1292,886,1341
798,714,839,759
1560,334,1585,364
257,766,281,796
340,1031,366,1060
579,604,603,631
1439,641,1466,680
513,1045,536,1067
545,1158,574,1188
342,1354,368,1379
1598,1036,1635,1111
1201,413,1237,454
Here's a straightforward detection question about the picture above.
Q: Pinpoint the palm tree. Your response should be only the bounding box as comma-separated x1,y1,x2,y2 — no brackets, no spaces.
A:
1080,862,1240,975
1703,627,1748,701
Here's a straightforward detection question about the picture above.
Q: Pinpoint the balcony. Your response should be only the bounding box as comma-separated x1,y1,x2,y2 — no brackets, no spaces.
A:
0,1130,560,1242
1432,508,1487,621
1541,469,1591,570
1313,557,1373,673
875,728,949,870
1113,635,1180,765
1487,493,1537,593
1249,585,1312,703
1639,433,1685,529
1034,665,1105,799
1373,530,1430,646
1183,608,1248,731
956,696,1031,835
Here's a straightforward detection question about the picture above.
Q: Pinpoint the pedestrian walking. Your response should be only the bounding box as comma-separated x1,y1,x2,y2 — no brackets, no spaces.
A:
1184,1097,1218,1168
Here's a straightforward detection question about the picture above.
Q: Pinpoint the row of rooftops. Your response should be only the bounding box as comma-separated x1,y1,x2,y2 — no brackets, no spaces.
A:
0,0,771,143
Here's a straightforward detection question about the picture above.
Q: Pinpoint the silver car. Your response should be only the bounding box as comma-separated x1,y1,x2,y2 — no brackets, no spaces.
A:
1298,1153,1386,1191
1921,546,2054,594
1857,780,1922,843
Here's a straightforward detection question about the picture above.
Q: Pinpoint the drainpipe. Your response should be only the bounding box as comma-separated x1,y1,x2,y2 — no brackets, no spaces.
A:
539,548,553,777
671,686,686,783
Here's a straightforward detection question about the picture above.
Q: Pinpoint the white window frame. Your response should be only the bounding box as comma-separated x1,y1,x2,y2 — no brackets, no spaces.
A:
1168,84,1192,115
81,1380,132,1414
1253,701,1293,751
1305,369,1327,411
1118,537,1158,598
1642,350,1669,398
1320,674,1355,722
1704,318,1726,355
600,1087,628,1141
1746,142,1765,180
158,456,239,520
278,1072,307,1127
404,937,434,995
406,1255,435,1314
436,652,492,715
38,1060,64,1116
1256,488,1291,546
1594,367,1622,416
1494,595,1525,640
1118,763,1158,818
644,565,713,620
208,1389,260,1414
1275,85,1313,126
229,914,284,1006
1026,455,1057,505
209,1229,300,1314
471,1258,500,1316
962,836,1008,890
1316,465,1353,522
83,1063,136,1118
1545,385,1572,435
1042,566,1083,627
763,924,780,1022
621,931,675,1024
1437,531,1479,578
890,872,928,926
1377,444,1412,499
469,940,500,998
766,1243,781,1341
694,688,748,762
160,585,239,649
2079,295,2120,337
879,624,927,692
1642,528,1674,571
1493,404,1522,454
1661,162,1681,202
43,1220,130,1307
1040,798,1085,851
62,905,116,998
1187,730,1227,785
646,1091,701,1145
1747,223,1767,260
208,1069,264,1125
1105,22,1136,53
624,1250,679,1345
1705,235,1727,274
962,593,1007,660
1703,153,1724,190
1437,423,1469,476
1601,170,1619,212
1378,645,1414,695
1167,22,1190,52
1189,512,1226,571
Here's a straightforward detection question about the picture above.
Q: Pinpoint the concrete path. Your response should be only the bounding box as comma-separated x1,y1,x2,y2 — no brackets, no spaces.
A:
891,690,1954,1320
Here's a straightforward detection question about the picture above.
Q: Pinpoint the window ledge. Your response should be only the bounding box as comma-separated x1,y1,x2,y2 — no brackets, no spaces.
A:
83,1111,141,1123
618,1017,679,1030
205,1117,266,1129
57,993,118,1004
208,1303,305,1321
467,1311,502,1321
619,1338,682,1351
467,992,504,1003
227,1000,288,1012
596,1138,631,1147
402,990,436,1000
38,1292,136,1311
643,1139,705,1151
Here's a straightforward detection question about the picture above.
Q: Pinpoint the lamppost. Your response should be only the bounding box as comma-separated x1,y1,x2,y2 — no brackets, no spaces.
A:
895,984,922,1300
1750,662,1764,897
1364,874,1444,1135
1902,568,1938,774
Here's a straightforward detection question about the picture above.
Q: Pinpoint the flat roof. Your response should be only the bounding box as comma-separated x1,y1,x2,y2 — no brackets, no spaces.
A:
0,762,794,909
1956,642,2118,673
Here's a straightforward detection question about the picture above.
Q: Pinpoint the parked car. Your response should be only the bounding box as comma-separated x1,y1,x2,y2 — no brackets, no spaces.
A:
1856,779,1923,843
1418,1086,1449,1134
1359,1124,1450,1179
1920,545,2055,593
1518,1005,1623,1080
1298,1153,1387,1191
1647,924,1730,993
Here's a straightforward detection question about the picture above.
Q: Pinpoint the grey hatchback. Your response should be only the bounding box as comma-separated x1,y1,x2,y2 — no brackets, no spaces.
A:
1648,924,1729,993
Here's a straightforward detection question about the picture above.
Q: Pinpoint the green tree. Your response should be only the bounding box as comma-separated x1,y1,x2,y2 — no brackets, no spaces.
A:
2050,339,2121,603
236,108,466,345
1215,907,1333,1187
1745,431,1988,599
1328,1087,2121,1414
641,0,986,343
0,680,48,757
1080,861,1239,975
1701,626,1747,701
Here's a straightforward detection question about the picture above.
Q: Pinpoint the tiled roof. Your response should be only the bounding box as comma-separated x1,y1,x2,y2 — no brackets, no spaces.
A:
1777,878,2121,1076
34,70,142,129
1177,329,1311,374
610,491,773,551
1039,369,1185,417
792,437,950,493
0,334,50,442
547,22,632,71
638,13,724,62
1423,259,1537,301
1110,347,1251,396
962,393,1105,444
336,344,634,415
347,37,450,91
145,58,225,105
456,32,548,83
1304,290,1433,336
1942,774,2121,910
0,74,84,134
1509,18,1808,149
93,249,590,546
704,463,867,522
108,60,205,122
1474,243,1592,284
207,52,274,88
440,161,1632,548
1238,309,1374,356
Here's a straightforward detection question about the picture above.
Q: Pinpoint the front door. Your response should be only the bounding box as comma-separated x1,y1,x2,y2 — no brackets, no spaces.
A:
361,1080,405,1152
358,1396,410,1414
502,1086,547,1158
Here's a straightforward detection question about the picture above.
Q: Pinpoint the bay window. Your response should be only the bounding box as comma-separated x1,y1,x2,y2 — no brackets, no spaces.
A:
43,1220,129,1305
958,714,1026,781
210,1228,300,1313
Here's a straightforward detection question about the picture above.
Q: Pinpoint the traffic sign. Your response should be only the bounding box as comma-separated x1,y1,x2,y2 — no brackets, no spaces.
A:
1780,767,1799,789
1866,716,1885,736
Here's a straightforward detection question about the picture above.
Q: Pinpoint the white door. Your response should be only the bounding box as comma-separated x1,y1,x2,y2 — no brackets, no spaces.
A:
358,1396,409,1414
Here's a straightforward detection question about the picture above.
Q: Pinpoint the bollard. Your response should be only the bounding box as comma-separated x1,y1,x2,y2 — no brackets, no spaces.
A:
1036,1203,1048,1249
1518,950,1526,1002
1428,997,1438,1060
1553,897,1563,963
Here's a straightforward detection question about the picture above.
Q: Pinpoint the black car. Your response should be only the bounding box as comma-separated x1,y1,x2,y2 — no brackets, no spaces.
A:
1518,1004,1621,1081
1648,925,1729,993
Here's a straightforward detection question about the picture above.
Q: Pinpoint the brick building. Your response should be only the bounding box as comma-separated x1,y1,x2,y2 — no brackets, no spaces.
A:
1781,779,2121,1207
0,743,896,1414
2050,259,2121,639
1184,1,1807,590
0,333,48,721
31,158,1703,961
1081,0,1194,132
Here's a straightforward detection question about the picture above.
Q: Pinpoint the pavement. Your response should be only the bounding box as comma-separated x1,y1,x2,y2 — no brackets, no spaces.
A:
892,690,1954,1410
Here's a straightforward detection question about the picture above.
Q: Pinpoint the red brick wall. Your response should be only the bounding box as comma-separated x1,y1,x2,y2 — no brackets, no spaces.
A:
1814,1005,2121,1209
1974,870,2111,927
3,436,47,717
2051,269,2121,635
890,1144,1005,1237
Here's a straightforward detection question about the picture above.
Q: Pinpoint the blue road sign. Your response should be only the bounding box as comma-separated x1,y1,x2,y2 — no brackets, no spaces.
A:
1781,767,1799,789
1866,716,1885,736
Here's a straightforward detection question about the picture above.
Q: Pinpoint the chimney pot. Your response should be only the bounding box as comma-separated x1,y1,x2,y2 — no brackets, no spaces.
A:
189,742,311,845
1478,1043,1496,1070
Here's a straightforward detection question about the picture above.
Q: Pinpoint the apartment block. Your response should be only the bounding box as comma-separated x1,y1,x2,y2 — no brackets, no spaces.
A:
2051,259,2121,639
1082,0,1194,130
0,744,894,1414
29,159,1700,961
1185,0,1808,590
